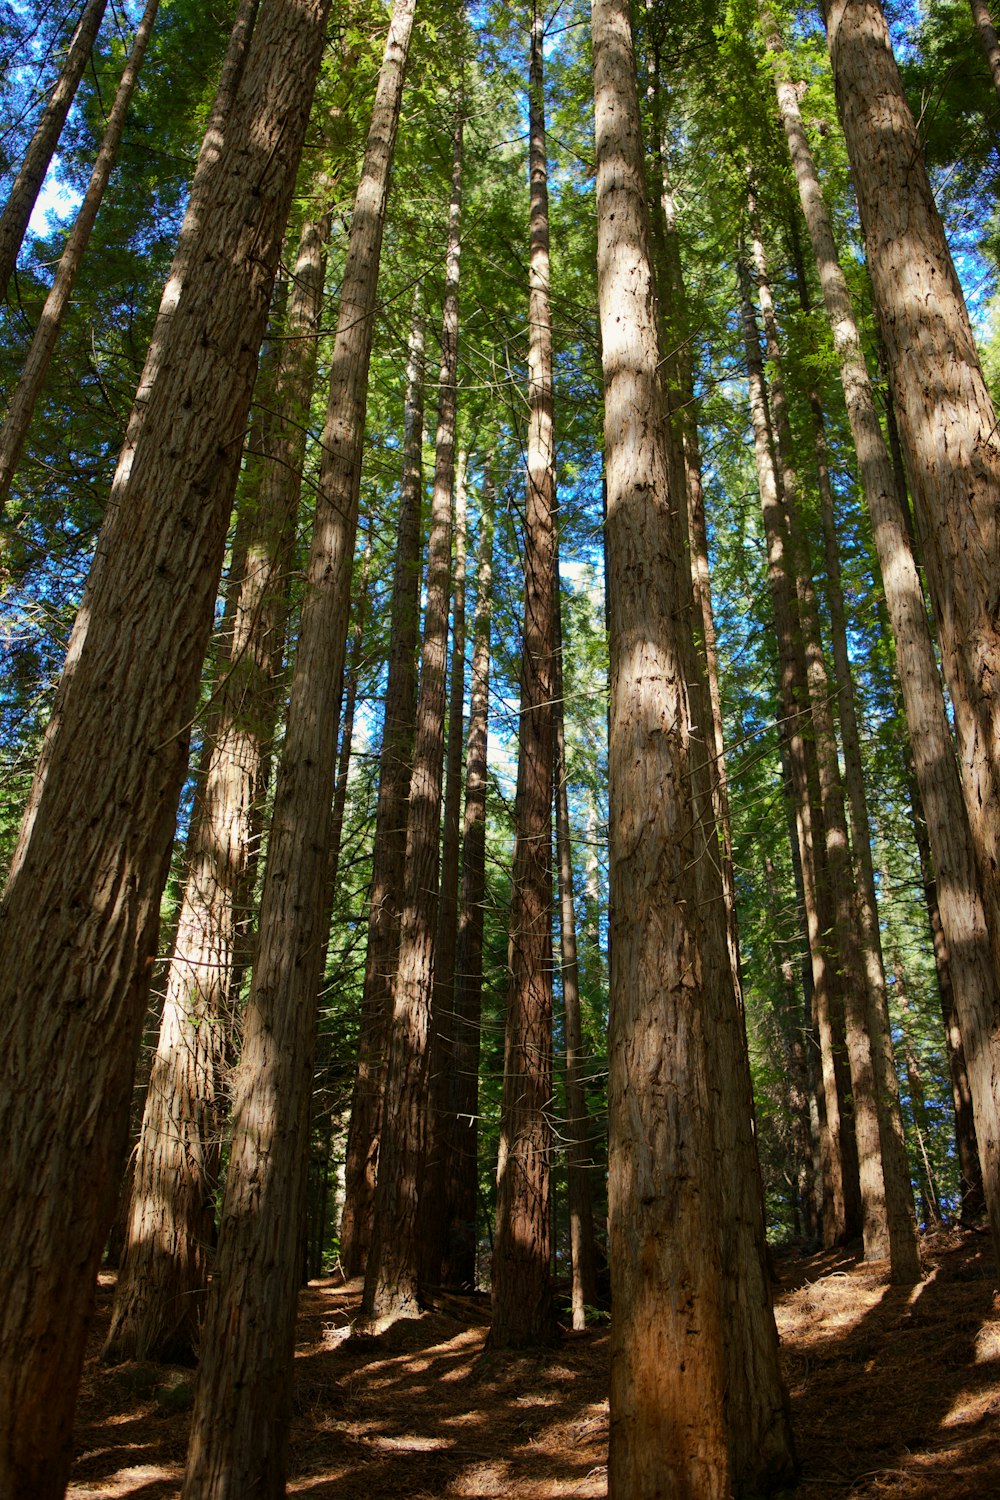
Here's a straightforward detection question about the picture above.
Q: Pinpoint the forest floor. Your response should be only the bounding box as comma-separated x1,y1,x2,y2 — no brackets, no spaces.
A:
69,1223,1000,1499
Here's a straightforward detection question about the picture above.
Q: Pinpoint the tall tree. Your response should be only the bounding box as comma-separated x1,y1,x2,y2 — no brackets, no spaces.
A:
593,0,794,1491
0,1,332,1492
970,0,1000,99
421,450,468,1286
104,206,329,1367
361,110,464,1328
491,0,558,1348
179,0,418,1490
553,590,599,1329
0,0,109,302
441,475,494,1288
771,5,1000,1261
822,0,1000,996
340,292,425,1277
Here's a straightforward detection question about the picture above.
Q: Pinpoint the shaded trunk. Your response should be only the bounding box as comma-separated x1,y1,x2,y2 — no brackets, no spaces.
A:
0,0,109,302
772,5,1000,1261
328,532,372,900
104,206,329,1368
0,0,160,509
420,452,468,1285
179,1,415,1491
441,480,494,1289
823,0,1000,1048
554,586,598,1330
0,2,330,1493
737,254,854,1249
361,113,463,1328
340,293,425,1277
491,3,557,1347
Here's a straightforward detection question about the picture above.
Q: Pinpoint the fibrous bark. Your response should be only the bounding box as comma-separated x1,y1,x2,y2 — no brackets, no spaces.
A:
0,2,330,1493
361,112,463,1328
421,451,468,1287
105,206,329,1367
340,292,425,1277
777,4,1000,1262
491,0,558,1347
593,1,794,1491
441,478,494,1289
180,0,417,1490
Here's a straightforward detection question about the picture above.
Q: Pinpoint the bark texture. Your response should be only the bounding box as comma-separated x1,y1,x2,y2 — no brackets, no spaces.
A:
180,2,416,1491
778,8,1000,1262
491,3,557,1347
0,0,109,303
105,208,328,1367
554,591,599,1329
823,0,1000,998
421,453,468,1286
971,0,1000,100
441,483,494,1288
340,293,425,1277
594,0,739,1489
361,114,463,1327
0,4,330,1494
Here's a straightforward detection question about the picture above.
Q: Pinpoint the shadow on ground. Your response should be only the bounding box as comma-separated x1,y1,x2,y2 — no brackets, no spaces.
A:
68,1226,999,1498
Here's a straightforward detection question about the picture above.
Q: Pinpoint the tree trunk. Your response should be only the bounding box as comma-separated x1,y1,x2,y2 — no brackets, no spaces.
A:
773,6,1000,1263
823,0,1000,994
6,0,262,891
104,205,329,1367
441,477,494,1289
491,2,557,1348
808,388,921,1281
554,589,598,1330
0,3,330,1493
340,291,425,1277
0,0,109,303
971,0,1000,101
420,451,468,1286
0,0,160,509
328,531,372,899
179,1,416,1491
737,253,854,1249
593,0,780,1489
361,113,463,1328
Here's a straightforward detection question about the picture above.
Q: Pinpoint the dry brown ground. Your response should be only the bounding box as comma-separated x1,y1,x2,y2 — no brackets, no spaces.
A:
68,1225,1000,1499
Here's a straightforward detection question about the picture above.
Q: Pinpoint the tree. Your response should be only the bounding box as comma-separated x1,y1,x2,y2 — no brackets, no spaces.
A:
362,110,464,1328
592,0,794,1490
0,0,332,1492
179,0,418,1489
491,0,558,1349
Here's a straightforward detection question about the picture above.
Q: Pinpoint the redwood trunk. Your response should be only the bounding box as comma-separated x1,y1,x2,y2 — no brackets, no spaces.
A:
421,452,468,1286
0,3,330,1493
441,481,494,1288
491,2,557,1347
775,5,1000,1260
971,0,1000,100
554,590,598,1329
340,293,425,1277
179,1,416,1490
104,207,328,1367
361,114,463,1327
594,0,739,1488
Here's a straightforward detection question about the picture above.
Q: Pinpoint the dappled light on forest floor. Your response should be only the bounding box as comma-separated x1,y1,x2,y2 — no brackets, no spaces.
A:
69,1227,1000,1499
